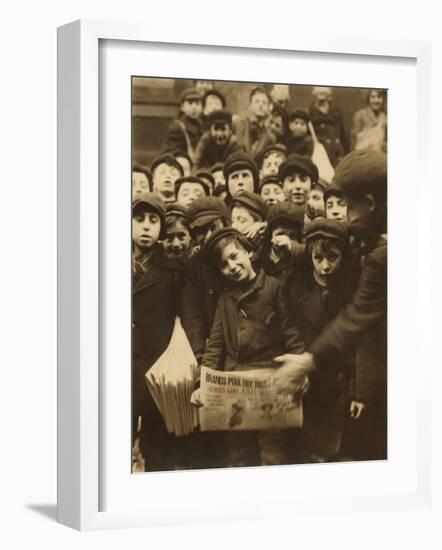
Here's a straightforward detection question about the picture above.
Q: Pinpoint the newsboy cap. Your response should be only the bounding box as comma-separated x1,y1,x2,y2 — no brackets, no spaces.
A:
223,151,259,193
206,109,233,127
180,87,203,103
132,192,167,240
278,154,319,183
203,227,253,266
289,109,310,123
187,196,231,230
333,149,387,198
231,190,268,221
256,143,287,168
304,217,349,249
266,201,305,233
258,175,283,194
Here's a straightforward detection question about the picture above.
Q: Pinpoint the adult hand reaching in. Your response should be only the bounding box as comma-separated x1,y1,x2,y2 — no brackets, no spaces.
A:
273,352,316,395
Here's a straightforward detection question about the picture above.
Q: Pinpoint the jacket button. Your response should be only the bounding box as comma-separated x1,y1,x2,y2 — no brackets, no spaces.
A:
208,288,214,295
132,323,136,328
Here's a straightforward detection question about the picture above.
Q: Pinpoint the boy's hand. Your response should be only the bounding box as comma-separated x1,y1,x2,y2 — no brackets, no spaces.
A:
271,234,294,255
190,388,204,407
350,400,366,420
244,221,267,240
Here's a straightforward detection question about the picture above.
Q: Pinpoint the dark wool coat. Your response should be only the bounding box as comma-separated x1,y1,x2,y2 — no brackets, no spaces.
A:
180,251,226,363
202,269,305,371
163,113,204,157
232,115,276,158
293,272,356,459
193,133,243,170
132,247,184,434
308,103,348,167
286,134,314,157
310,235,387,459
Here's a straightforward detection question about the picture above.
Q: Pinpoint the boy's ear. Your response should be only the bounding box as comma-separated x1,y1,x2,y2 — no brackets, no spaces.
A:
364,193,377,213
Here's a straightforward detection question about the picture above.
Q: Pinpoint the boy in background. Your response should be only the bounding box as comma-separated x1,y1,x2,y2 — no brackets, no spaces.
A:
257,143,287,179
324,185,348,222
151,154,184,204
175,175,210,208
163,203,192,259
132,161,152,199
286,110,314,157
259,175,286,207
278,154,319,217
223,151,260,199
194,110,242,170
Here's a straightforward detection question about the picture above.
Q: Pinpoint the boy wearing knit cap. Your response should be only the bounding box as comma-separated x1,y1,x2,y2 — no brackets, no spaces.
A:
291,218,355,462
257,143,287,179
324,185,348,222
191,227,304,467
175,175,210,208
223,151,259,198
163,203,192,259
286,110,314,156
132,193,186,471
151,153,184,204
259,175,286,206
275,149,387,461
193,109,242,170
278,153,319,209
163,87,204,161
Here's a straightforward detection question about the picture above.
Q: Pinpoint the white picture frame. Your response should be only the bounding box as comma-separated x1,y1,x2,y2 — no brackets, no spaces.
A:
57,19,432,531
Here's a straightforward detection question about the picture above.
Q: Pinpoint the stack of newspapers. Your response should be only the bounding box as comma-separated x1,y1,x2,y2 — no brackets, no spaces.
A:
145,317,199,436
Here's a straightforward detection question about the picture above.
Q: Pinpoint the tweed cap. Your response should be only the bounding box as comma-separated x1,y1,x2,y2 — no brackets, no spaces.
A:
175,176,211,197
333,149,387,197
180,87,203,103
231,190,268,221
203,227,253,266
151,154,184,177
166,202,190,221
223,151,259,192
132,192,167,239
206,108,232,126
267,201,305,233
187,196,231,229
256,143,287,168
278,153,319,183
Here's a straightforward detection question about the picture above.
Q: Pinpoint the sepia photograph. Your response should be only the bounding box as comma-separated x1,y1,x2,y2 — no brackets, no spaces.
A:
131,77,388,473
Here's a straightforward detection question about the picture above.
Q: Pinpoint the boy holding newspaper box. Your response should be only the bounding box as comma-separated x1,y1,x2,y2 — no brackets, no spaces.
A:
192,227,305,467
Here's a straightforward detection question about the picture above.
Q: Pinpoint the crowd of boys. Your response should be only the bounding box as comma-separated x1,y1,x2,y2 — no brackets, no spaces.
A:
131,82,387,472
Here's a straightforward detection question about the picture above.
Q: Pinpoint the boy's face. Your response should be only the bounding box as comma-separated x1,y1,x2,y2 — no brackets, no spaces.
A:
325,194,347,222
212,169,225,189
132,171,149,198
181,98,203,119
269,115,284,137
228,169,254,196
231,206,257,234
307,188,325,219
289,118,308,138
210,122,232,146
204,95,223,116
260,183,285,206
369,90,383,112
163,219,192,258
176,182,206,208
218,242,255,283
153,162,181,198
250,92,270,118
346,193,376,236
132,209,162,253
260,152,285,178
282,171,312,206
176,156,192,177
311,240,342,284
193,217,227,247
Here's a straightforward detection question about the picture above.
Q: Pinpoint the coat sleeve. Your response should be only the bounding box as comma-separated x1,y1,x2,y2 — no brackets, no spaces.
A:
180,266,209,363
351,110,364,150
201,302,225,370
310,245,387,368
163,120,186,153
193,133,210,170
275,280,305,354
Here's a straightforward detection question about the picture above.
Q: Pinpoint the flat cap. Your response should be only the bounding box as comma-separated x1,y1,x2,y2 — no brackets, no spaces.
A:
187,196,231,229
203,227,253,266
223,151,259,192
258,175,283,193
256,143,287,168
231,190,268,221
180,87,203,103
289,109,310,123
278,153,319,183
333,149,387,196
206,109,233,126
132,192,167,239
304,217,349,248
267,201,305,233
